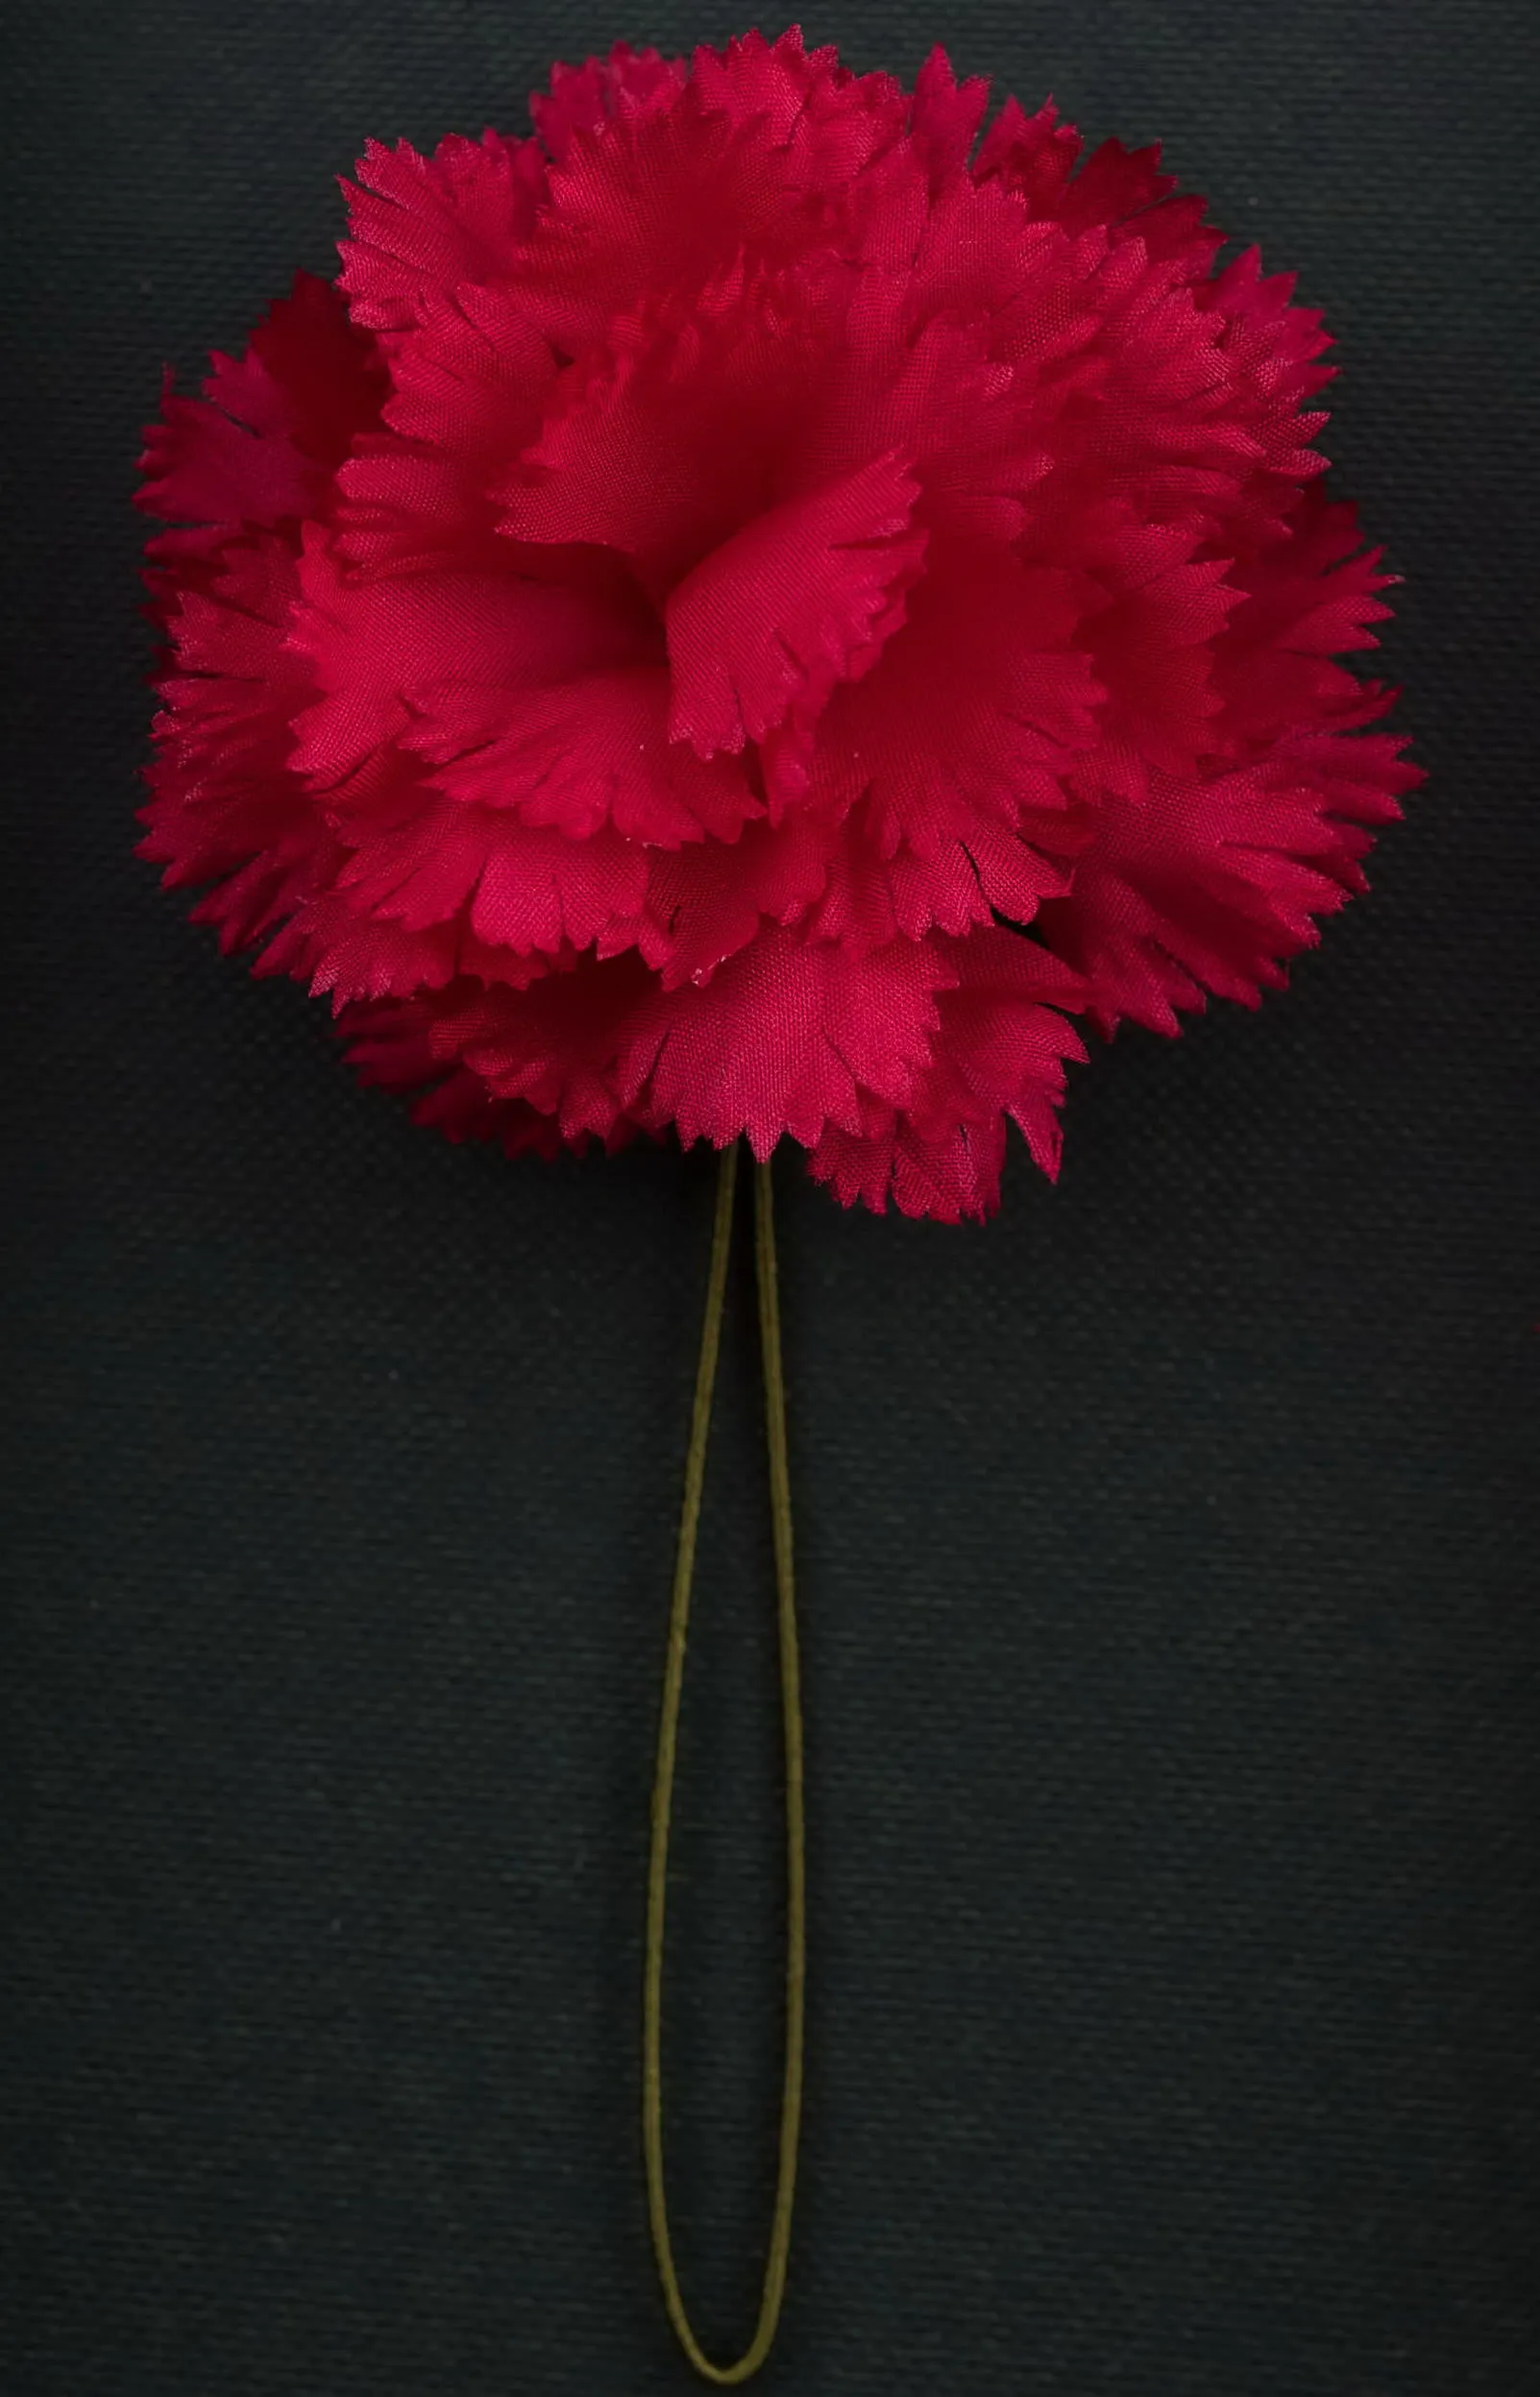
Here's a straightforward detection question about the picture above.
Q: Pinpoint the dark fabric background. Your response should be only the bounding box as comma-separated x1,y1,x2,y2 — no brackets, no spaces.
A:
4,4,1537,2391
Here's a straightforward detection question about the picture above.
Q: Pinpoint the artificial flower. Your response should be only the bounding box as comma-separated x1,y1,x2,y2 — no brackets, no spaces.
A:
140,30,1417,1218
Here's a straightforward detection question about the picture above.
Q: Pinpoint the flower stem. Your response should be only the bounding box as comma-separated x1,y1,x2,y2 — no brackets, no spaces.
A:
642,1142,806,2385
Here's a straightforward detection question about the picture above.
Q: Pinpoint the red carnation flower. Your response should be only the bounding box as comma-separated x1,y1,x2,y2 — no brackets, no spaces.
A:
138,30,1417,1221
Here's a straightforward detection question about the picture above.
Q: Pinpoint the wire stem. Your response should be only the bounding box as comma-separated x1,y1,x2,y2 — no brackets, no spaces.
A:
642,1143,805,2385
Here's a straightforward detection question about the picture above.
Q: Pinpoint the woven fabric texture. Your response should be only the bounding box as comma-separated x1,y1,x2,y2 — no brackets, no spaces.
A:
4,5,1537,2392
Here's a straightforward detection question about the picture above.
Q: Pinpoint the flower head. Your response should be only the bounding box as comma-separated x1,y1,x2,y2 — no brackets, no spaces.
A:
139,31,1417,1219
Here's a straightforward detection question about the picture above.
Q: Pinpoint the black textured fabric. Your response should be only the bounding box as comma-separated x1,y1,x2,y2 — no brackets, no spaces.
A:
4,6,1537,2391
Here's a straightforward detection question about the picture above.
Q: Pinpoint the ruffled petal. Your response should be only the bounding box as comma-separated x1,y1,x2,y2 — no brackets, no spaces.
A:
138,275,386,536
510,30,905,349
343,956,652,1146
639,807,835,988
619,929,956,1157
666,454,925,756
1212,489,1397,740
338,132,549,338
497,264,829,593
908,46,990,191
809,928,1085,1215
287,535,652,794
810,540,1098,934
379,279,556,461
530,42,687,162
334,799,648,958
1071,517,1242,796
138,536,332,951
972,96,1082,215
403,661,758,844
1037,731,1420,1034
